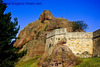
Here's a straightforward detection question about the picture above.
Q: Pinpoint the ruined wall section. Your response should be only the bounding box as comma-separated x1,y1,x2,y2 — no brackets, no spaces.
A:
66,32,93,58
46,28,67,55
93,29,100,57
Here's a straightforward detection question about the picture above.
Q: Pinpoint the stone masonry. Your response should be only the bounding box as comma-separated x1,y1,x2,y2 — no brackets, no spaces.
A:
45,28,100,58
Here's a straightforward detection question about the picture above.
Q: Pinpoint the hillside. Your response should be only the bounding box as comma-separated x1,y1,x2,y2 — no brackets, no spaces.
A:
14,10,84,62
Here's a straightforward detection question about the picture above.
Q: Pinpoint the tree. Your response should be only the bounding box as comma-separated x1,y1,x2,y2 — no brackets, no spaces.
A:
0,0,22,67
72,21,88,31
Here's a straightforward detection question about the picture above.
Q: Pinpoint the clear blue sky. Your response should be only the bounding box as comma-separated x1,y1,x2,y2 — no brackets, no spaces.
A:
3,0,100,32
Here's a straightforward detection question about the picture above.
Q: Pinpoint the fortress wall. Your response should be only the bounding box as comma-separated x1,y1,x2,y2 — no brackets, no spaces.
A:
66,32,93,58
46,30,55,38
45,28,99,58
54,28,67,45
46,28,67,38
67,32,93,39
54,34,66,45
45,36,55,54
54,28,67,35
93,29,100,57
46,28,67,55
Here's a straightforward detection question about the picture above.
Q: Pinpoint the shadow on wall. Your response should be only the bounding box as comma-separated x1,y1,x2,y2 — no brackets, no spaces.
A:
93,29,100,57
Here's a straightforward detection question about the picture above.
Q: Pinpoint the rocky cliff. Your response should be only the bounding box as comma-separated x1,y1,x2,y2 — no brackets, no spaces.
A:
14,10,84,61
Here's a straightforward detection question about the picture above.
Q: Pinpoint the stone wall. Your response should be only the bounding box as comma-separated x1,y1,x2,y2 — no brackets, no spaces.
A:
93,29,100,57
45,28,97,58
66,32,93,58
45,28,67,55
46,28,66,38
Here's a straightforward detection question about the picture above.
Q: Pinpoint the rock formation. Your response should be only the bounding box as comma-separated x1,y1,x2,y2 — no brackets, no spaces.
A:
39,10,55,21
14,10,84,62
38,38,78,67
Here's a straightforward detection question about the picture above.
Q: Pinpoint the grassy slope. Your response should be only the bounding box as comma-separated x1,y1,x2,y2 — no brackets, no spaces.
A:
76,57,100,67
15,56,41,67
15,57,100,67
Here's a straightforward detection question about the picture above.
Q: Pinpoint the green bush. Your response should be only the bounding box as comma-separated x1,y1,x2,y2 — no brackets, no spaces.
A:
41,21,44,23
36,31,41,39
17,49,27,58
72,21,88,31
44,25,48,31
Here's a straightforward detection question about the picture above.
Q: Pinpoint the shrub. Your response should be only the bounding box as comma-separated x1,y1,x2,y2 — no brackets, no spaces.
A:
17,49,27,58
41,21,44,23
34,30,37,33
72,21,88,31
36,31,41,39
44,25,48,31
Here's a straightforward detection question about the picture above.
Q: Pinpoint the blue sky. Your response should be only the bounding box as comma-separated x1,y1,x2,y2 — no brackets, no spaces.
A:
3,0,100,32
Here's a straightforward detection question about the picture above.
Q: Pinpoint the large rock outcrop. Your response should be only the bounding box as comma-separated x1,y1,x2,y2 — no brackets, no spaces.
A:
14,10,84,61
39,10,55,21
38,39,78,67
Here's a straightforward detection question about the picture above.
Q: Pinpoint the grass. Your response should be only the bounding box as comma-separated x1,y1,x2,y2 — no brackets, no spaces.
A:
15,56,100,67
76,57,100,67
15,56,41,67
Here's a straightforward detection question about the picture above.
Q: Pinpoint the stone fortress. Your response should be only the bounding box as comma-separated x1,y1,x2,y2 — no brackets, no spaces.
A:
45,28,100,58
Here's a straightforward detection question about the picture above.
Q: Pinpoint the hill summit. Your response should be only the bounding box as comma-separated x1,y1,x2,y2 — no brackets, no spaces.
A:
14,10,84,62
39,10,55,21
